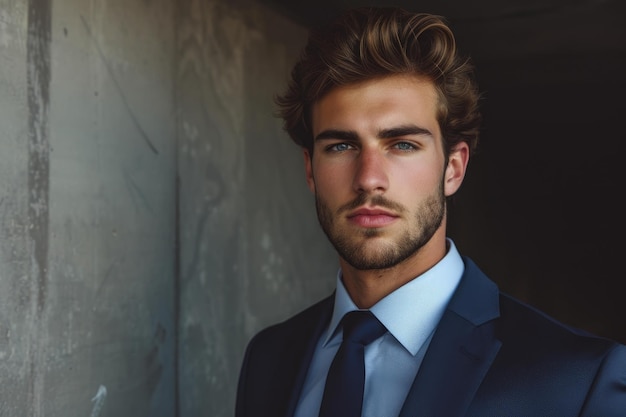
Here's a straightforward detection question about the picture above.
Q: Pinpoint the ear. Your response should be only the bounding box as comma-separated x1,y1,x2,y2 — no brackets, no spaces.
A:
444,142,470,197
303,149,316,193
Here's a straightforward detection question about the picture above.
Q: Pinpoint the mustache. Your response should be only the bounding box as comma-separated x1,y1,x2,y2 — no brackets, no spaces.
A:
337,193,405,215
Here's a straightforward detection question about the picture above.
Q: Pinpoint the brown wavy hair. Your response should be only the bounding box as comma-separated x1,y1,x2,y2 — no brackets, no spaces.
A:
275,7,482,157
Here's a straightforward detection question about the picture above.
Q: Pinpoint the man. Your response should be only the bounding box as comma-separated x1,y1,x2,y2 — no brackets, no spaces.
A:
236,6,626,417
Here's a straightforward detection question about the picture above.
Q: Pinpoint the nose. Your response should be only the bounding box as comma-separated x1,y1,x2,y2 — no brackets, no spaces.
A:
352,147,389,194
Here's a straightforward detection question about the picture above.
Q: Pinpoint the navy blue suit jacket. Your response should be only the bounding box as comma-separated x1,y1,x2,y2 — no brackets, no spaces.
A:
236,257,626,416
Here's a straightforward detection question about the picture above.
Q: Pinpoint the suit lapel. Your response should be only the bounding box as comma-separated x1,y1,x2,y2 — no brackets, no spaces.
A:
283,295,334,417
399,258,502,417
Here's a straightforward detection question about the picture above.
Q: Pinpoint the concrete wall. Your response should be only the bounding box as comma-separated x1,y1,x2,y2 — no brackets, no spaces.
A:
1,0,177,415
0,0,334,415
175,1,335,416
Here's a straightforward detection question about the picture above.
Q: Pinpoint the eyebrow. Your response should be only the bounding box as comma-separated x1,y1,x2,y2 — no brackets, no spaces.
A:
379,125,433,139
314,124,433,142
314,129,358,142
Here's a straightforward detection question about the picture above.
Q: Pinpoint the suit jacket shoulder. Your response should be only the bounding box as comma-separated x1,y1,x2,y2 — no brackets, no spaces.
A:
466,261,626,416
236,295,333,417
401,257,626,417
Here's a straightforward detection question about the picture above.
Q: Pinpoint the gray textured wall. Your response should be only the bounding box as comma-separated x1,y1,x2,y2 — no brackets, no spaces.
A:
1,0,177,415
0,0,334,415
175,0,335,416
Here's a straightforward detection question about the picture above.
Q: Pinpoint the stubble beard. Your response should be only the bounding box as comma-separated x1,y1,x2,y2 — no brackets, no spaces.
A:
315,183,446,271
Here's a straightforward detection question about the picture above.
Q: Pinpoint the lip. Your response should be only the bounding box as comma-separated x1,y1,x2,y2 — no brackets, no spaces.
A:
349,207,395,216
347,207,399,228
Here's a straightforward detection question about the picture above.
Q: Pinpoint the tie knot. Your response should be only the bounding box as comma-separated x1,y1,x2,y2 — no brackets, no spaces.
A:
341,310,386,346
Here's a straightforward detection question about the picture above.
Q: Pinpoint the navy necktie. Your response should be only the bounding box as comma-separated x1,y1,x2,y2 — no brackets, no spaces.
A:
318,310,387,417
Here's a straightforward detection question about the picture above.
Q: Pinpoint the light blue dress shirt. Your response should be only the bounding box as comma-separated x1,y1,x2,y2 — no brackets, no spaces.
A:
293,239,465,417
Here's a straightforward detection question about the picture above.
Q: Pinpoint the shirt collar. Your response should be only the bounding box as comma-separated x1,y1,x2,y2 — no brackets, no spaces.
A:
323,238,465,355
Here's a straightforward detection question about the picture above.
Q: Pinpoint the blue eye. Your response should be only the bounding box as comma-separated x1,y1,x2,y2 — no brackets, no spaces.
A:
329,143,352,152
394,142,415,151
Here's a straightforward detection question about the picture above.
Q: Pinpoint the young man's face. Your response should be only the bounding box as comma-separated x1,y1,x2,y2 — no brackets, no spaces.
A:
305,74,468,271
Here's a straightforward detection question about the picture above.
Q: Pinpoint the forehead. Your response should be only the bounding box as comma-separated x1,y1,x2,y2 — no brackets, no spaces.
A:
311,74,440,136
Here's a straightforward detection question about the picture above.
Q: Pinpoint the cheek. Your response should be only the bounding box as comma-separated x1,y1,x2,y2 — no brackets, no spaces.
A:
315,173,341,195
392,161,441,190
312,162,349,195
